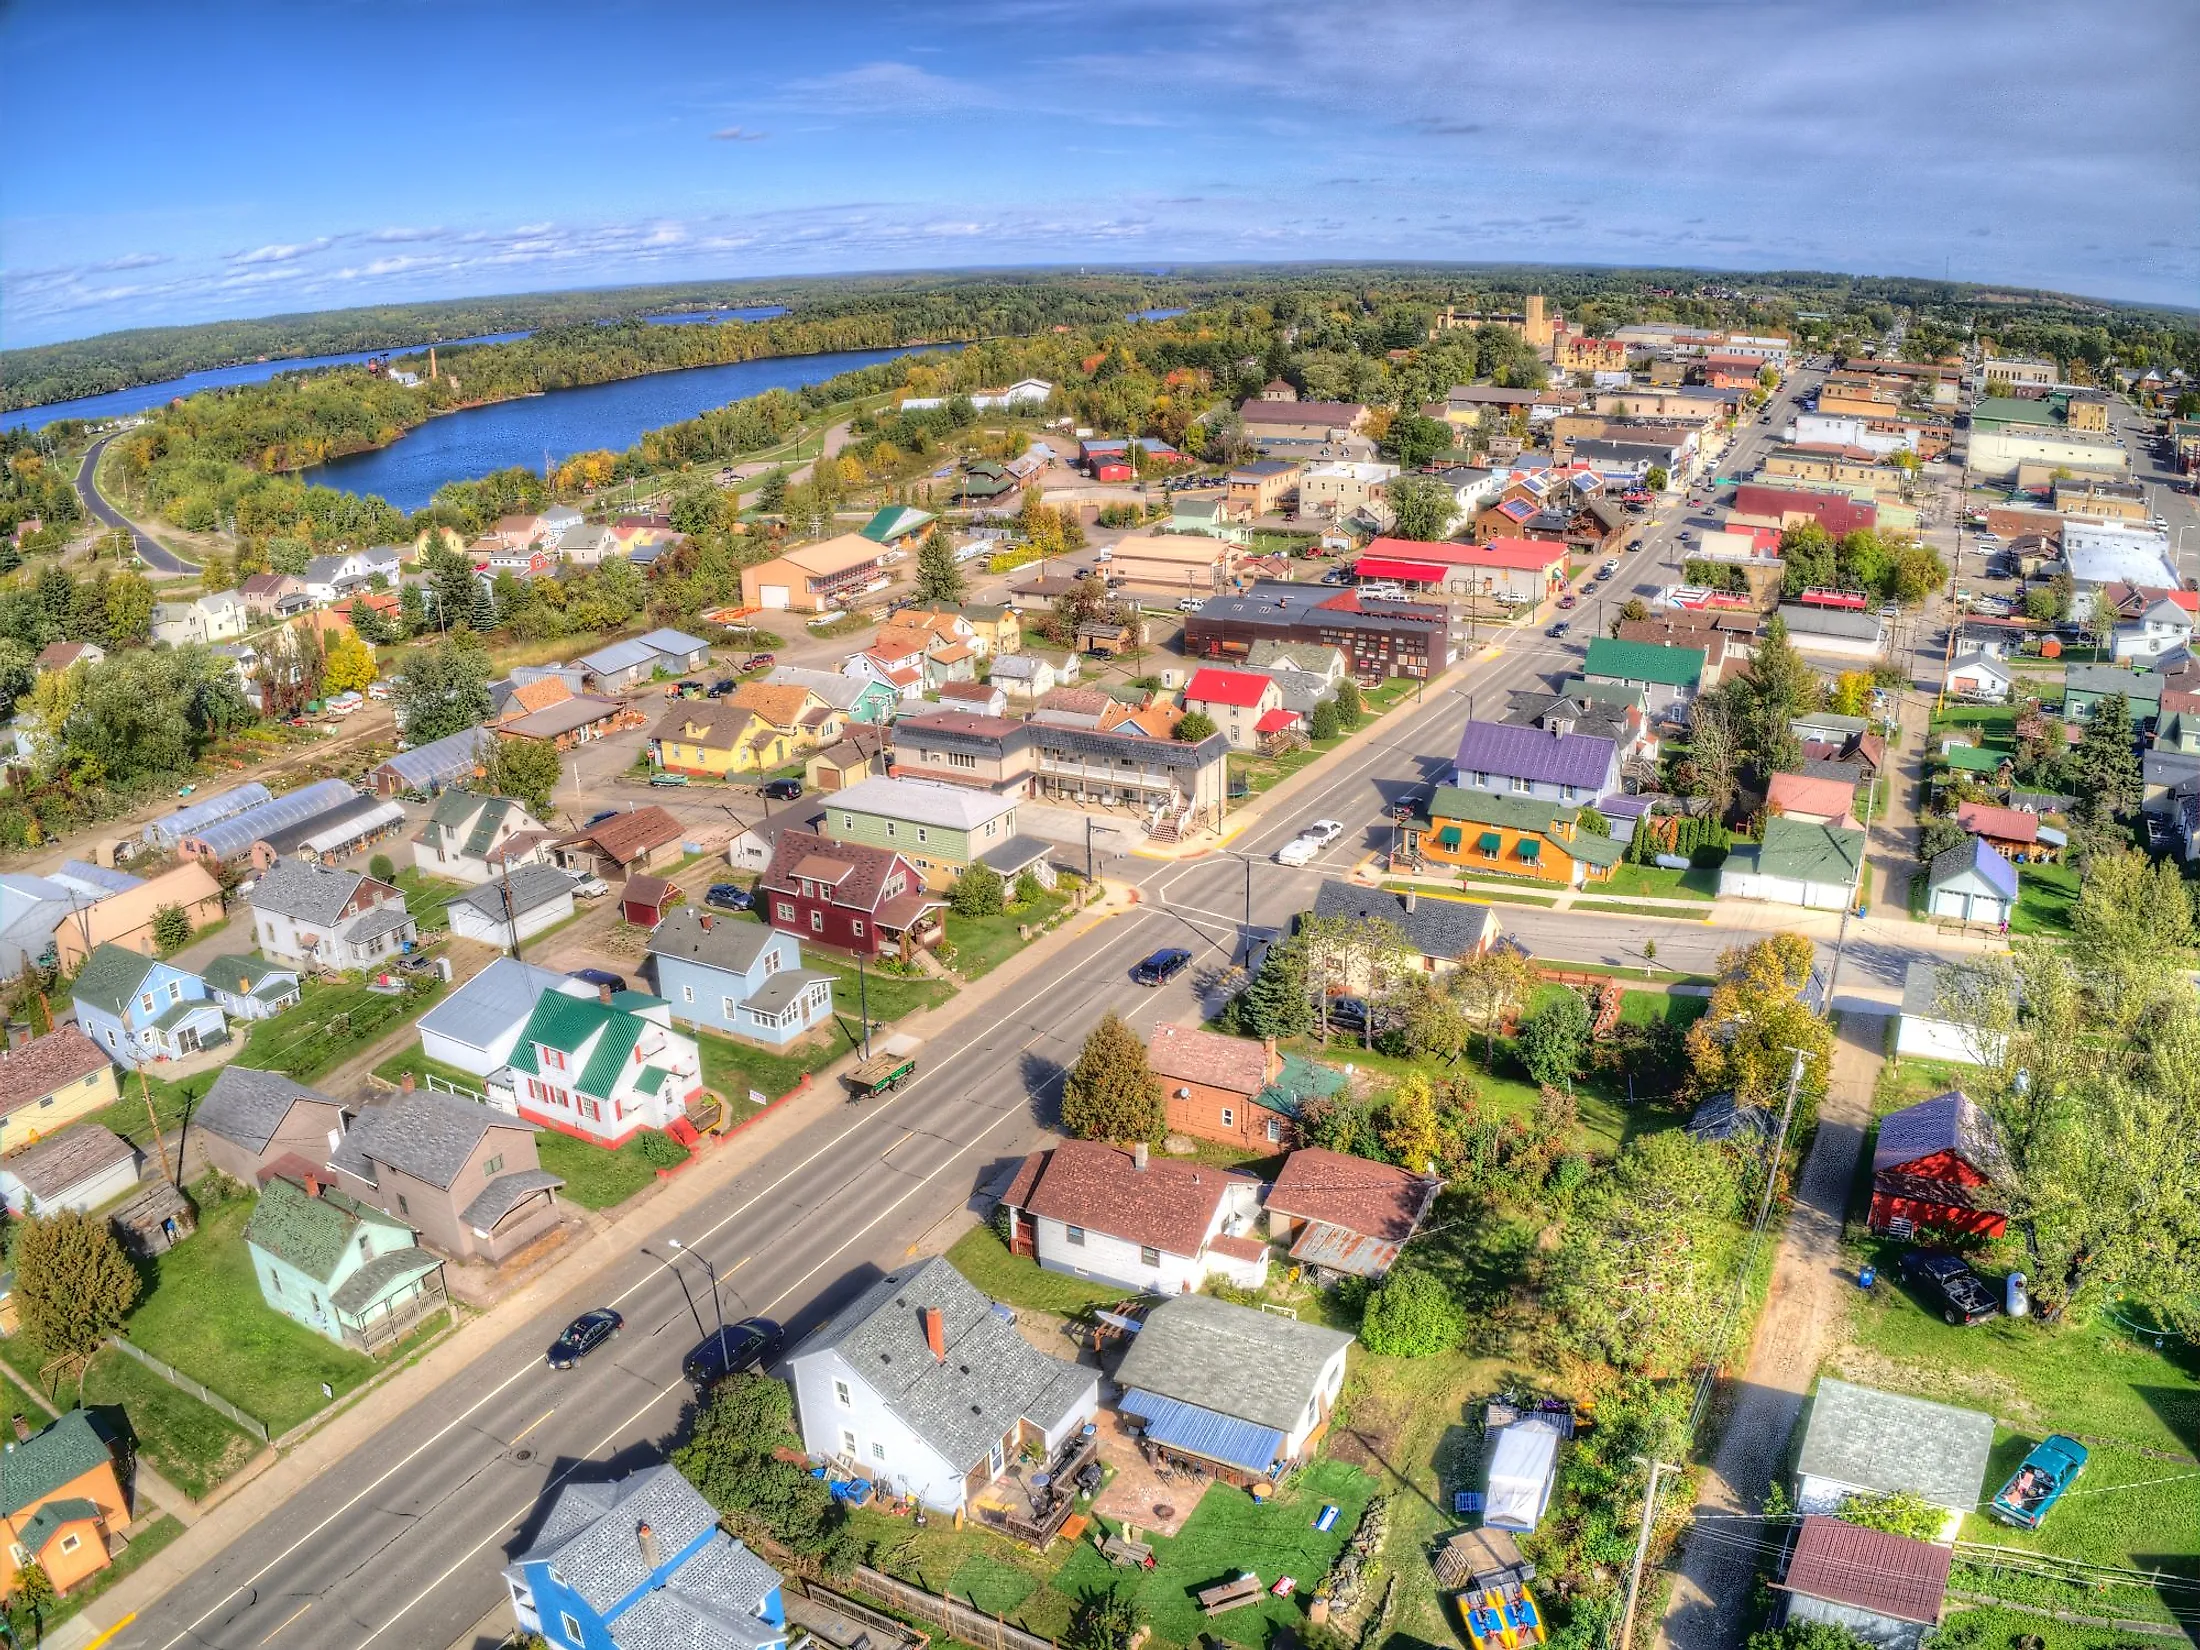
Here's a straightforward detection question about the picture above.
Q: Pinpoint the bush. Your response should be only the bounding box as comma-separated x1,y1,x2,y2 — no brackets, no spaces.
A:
948,862,1005,917
632,1130,690,1169
1175,709,1217,742
1310,699,1342,740
1359,1267,1464,1357
150,902,192,954
369,853,396,883
1835,1490,1943,1541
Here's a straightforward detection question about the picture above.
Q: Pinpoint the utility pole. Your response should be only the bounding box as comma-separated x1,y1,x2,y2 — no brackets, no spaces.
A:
1619,1457,1679,1650
856,947,871,1061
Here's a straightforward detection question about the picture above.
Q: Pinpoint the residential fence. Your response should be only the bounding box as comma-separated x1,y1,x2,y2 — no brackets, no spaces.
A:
107,1336,271,1443
850,1565,1061,1650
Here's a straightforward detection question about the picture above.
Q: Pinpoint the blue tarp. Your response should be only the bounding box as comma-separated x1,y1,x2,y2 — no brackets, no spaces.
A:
1122,1389,1285,1475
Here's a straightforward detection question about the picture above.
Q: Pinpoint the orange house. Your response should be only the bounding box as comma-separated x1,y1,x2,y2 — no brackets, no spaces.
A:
1407,786,1625,887
0,1409,131,1598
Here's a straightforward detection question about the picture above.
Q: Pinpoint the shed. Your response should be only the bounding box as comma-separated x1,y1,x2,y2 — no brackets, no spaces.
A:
620,875,680,928
1794,1378,1994,1541
1264,1147,1440,1279
1895,960,2004,1067
367,728,489,798
109,1179,196,1258
1869,1090,2013,1239
0,1125,140,1216
1775,1516,1949,1650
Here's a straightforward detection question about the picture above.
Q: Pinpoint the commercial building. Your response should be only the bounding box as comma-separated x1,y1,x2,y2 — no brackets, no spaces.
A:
1186,581,1454,682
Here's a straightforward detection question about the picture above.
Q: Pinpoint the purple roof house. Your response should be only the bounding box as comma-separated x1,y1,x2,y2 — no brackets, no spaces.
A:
1451,720,1621,806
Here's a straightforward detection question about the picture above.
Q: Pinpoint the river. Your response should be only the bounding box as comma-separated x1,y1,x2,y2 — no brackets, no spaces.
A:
303,343,941,510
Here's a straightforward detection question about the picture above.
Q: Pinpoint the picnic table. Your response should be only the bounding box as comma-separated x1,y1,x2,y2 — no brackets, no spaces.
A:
1100,1534,1155,1570
1198,1574,1265,1616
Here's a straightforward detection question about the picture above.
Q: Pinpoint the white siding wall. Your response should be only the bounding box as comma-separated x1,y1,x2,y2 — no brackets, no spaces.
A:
1796,1472,1965,1543
1035,1217,1206,1294
1719,870,1851,910
1894,1015,1997,1066
790,1348,967,1510
1281,1345,1352,1460
448,894,573,949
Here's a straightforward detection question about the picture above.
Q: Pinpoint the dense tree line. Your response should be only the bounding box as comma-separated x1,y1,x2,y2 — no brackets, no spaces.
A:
0,430,85,552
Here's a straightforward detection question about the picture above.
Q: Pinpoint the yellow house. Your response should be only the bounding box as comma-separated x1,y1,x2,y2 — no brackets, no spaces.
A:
0,1027,119,1153
907,601,1023,658
652,684,845,777
1405,786,1626,888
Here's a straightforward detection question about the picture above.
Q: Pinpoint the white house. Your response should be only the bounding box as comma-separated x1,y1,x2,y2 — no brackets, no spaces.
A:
444,864,578,951
247,859,418,969
302,547,403,606
1718,818,1864,910
1776,605,1886,658
1944,648,2013,703
1794,1379,1994,1543
1896,959,2006,1067
788,1257,1099,1512
415,958,595,1078
999,1141,1269,1295
989,654,1057,701
494,985,702,1146
410,790,557,884
2113,597,2195,663
152,590,248,647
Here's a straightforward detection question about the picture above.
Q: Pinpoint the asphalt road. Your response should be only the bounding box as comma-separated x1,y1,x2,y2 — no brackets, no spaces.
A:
76,433,199,574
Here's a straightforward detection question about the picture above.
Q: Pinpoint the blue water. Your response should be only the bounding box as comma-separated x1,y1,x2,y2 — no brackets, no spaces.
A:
304,343,942,510
1127,307,1187,321
644,306,788,326
1,331,534,433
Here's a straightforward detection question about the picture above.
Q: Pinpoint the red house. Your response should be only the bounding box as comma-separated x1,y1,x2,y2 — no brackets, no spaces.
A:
1869,1090,2013,1240
759,829,945,961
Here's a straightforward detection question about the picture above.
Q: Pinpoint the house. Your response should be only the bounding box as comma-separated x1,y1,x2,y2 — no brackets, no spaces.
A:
1452,720,1621,807
645,907,835,1047
934,679,1008,717
760,830,945,960
2061,662,2163,728
1104,533,1242,595
1187,581,1452,684
1776,605,1887,658
1869,1090,2013,1240
491,682,642,749
1145,1023,1344,1152
1296,462,1399,527
0,1026,117,1153
496,987,703,1148
1228,458,1300,516
578,629,712,694
1113,1295,1353,1483
300,546,402,605
1773,1516,1950,1650
2114,597,2197,664
1237,397,1371,456
618,875,679,929
807,725,888,793
1265,1147,1440,1280
248,859,418,969
1895,960,2005,1067
35,641,102,673
998,1140,1269,1294
1309,879,1501,974
1181,667,1288,751
765,664,902,725
201,953,303,1020
416,958,593,1078
888,712,1034,795
0,1409,132,1599
69,944,227,1067
787,1256,1099,1512
238,571,307,619
193,1067,352,1185
366,726,489,798
821,776,1022,892
1580,637,1706,709
244,1171,447,1350
1925,837,2019,927
1945,648,2013,702
1794,1378,1994,1542
1246,639,1348,688
653,684,841,778
1404,787,1625,887
842,633,933,701
1955,801,2055,862
1505,681,1657,768
330,1086,564,1264
1765,772,1859,828
446,863,579,951
989,654,1058,701
411,791,557,884
738,533,889,613
550,806,685,884
907,601,1022,659
151,590,248,647
0,1125,140,1216
504,1463,791,1650
1718,818,1865,909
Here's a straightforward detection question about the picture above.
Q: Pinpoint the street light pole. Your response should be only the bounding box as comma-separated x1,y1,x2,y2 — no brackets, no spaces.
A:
668,1238,726,1343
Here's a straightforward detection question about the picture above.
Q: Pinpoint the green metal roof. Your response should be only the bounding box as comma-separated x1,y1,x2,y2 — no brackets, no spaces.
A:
633,1065,672,1096
1427,786,1576,836
506,990,645,1099
860,505,936,544
1256,1053,1347,1119
1969,395,2061,428
18,1496,101,1556
1582,636,1706,689
70,943,162,1017
1754,817,1866,886
0,1412,113,1517
245,1176,407,1285
1572,831,1629,869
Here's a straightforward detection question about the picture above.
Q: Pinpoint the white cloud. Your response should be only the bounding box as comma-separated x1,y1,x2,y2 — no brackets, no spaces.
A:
227,238,335,265
711,126,768,141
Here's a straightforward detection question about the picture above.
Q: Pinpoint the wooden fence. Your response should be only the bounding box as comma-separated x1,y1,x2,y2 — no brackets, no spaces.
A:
851,1565,1060,1650
106,1336,270,1443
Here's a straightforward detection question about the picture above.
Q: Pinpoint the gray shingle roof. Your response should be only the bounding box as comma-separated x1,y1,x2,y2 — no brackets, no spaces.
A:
977,835,1054,877
1112,1294,1353,1434
794,1256,1094,1474
645,905,777,974
1311,878,1498,964
329,1245,442,1315
740,968,835,1018
1796,1378,1994,1510
196,1067,345,1153
504,1464,778,1622
333,1088,533,1192
448,863,577,922
415,958,577,1056
249,859,366,924
460,1168,564,1229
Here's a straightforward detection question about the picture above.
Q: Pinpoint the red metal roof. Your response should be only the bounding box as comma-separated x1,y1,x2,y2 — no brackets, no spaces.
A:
1254,708,1300,733
1956,801,2038,843
1777,1516,1949,1626
1363,536,1566,572
1183,668,1273,708
1354,556,1450,582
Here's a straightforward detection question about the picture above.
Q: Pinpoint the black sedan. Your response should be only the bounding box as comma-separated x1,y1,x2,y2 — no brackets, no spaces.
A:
706,883,755,913
1131,948,1192,987
547,1307,623,1369
1898,1250,2000,1326
761,777,804,801
682,1317,785,1390
570,967,628,993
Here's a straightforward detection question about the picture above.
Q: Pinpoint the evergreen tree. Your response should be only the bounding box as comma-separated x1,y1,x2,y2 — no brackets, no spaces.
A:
1239,934,1314,1039
469,576,499,632
1334,677,1363,726
399,583,429,637
1061,1012,1165,1142
913,525,966,605
15,1209,139,1356
1309,699,1342,740
2071,692,2139,825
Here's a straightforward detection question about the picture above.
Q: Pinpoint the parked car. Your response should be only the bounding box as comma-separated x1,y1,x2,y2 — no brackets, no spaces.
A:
1897,1249,2000,1326
1599,560,1620,578
1176,596,1205,613
761,777,804,801
570,967,629,993
740,653,776,672
1130,947,1192,987
707,679,737,698
547,1307,623,1369
1321,995,1391,1035
705,883,755,913
650,771,691,786
1990,1434,2088,1529
572,875,610,900
683,1317,785,1391
1557,594,1577,609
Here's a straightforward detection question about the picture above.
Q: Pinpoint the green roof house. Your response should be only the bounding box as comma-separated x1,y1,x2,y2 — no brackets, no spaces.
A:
244,1174,446,1351
2062,664,2163,729
860,505,937,550
199,953,303,1022
498,987,702,1148
69,943,228,1070
1718,817,1865,910
1581,637,1708,707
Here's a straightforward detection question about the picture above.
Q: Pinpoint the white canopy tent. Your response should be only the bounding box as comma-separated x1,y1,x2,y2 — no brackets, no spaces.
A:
1483,1418,1562,1533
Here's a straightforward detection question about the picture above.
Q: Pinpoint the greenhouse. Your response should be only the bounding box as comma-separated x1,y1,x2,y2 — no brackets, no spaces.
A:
180,778,358,863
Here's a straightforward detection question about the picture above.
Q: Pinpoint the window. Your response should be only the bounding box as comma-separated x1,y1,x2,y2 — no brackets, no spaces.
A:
483,1154,504,1177
949,751,977,770
1220,1107,1235,1128
543,1047,567,1072
1065,1225,1086,1246
810,910,824,933
59,1532,81,1555
834,1379,853,1408
1140,1245,1161,1268
851,919,865,937
1510,775,1532,794
81,1073,97,1087
397,1194,410,1216
140,992,154,1013
1266,1118,1282,1143
777,901,796,921
723,996,739,1020
38,1097,51,1109
561,1614,584,1644
1561,785,1578,803
167,981,182,1004
681,984,694,1004
884,822,896,837
872,1440,887,1461
841,815,854,830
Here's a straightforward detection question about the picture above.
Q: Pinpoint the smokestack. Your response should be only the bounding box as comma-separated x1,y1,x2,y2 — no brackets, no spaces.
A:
1132,1142,1149,1172
10,1416,27,1444
637,1521,661,1573
598,982,613,1005
921,1306,947,1362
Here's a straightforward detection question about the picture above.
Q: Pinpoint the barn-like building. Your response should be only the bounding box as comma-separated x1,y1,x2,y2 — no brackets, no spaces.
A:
1868,1090,2014,1240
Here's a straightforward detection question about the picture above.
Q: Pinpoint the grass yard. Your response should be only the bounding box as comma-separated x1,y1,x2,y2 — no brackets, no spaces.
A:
121,1193,380,1434
392,868,469,927
80,1342,260,1499
536,1126,689,1210
1572,900,1714,922
88,1065,222,1151
231,975,447,1082
1225,681,1420,795
1930,705,2020,747
945,889,1072,981
697,1022,849,1108
1598,862,1721,901
2012,862,2080,937
372,1045,493,1094
942,1224,1132,1318
1382,880,1559,909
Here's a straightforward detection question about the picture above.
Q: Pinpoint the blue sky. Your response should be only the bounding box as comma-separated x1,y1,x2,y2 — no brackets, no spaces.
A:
4,0,2195,347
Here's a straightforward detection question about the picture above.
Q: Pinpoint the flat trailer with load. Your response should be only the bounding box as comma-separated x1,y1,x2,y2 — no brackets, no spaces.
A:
846,1051,917,1099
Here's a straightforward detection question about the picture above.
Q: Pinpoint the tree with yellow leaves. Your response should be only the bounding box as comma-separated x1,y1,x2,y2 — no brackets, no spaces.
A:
322,626,378,694
1683,934,1831,1111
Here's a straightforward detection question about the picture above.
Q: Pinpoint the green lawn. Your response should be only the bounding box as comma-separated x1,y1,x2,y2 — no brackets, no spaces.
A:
2012,862,2080,937
80,1342,260,1499
1597,863,1721,901
372,1045,492,1094
87,1066,222,1152
1382,880,1558,909
1930,705,2020,747
942,1224,1134,1317
537,1127,689,1210
392,868,468,927
231,975,447,1082
120,1192,380,1434
696,1022,851,1108
1573,900,1714,922
945,889,1072,980
1224,680,1420,796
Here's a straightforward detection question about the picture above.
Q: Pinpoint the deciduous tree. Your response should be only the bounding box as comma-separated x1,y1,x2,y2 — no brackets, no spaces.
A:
1517,988,1590,1087
1455,947,1539,1062
394,636,494,745
1359,1268,1464,1357
480,736,562,821
323,626,378,694
1684,935,1832,1110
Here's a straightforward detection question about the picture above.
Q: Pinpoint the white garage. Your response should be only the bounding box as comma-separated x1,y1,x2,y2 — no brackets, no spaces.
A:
1718,818,1865,910
445,863,580,952
1895,960,2005,1066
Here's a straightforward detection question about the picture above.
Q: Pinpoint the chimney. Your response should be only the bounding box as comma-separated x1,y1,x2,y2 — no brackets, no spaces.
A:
637,1520,661,1573
401,1072,415,1093
921,1305,947,1362
1404,888,1418,913
10,1415,27,1443
598,982,613,1005
1132,1141,1149,1172
302,1170,323,1199
1262,1036,1278,1070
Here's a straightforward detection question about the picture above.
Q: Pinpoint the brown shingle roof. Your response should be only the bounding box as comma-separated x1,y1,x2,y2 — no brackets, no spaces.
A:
1017,1141,1240,1258
567,806,683,866
1776,1516,1949,1626
4,1125,136,1200
1146,1024,1272,1098
729,682,815,730
0,1028,111,1117
762,829,909,915
653,702,758,749
1267,1148,1439,1243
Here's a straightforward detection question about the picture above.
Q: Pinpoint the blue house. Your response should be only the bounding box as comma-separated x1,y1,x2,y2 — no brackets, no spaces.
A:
504,1463,789,1650
643,907,835,1047
69,942,228,1067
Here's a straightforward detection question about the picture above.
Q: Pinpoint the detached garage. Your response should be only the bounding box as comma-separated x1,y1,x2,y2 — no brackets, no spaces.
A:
1925,838,2017,926
444,864,578,952
1718,818,1865,910
1895,960,2005,1067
